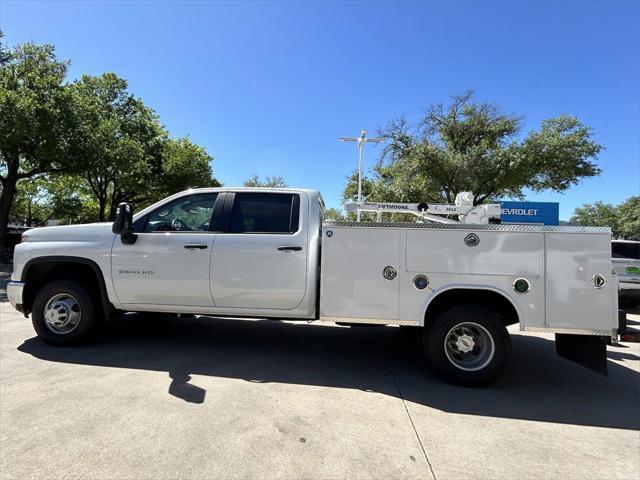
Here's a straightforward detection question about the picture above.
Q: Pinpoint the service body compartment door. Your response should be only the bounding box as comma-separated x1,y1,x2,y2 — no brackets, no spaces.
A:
545,233,614,331
321,227,400,320
406,229,541,276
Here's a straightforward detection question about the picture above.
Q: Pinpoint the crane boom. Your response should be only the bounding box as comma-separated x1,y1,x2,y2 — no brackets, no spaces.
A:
344,192,501,224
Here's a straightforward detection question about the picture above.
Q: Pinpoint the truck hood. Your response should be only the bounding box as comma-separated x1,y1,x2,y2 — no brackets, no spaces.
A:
23,223,115,242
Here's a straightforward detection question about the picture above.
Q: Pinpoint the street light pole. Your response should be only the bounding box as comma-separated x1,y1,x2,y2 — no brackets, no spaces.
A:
357,137,364,213
339,129,385,221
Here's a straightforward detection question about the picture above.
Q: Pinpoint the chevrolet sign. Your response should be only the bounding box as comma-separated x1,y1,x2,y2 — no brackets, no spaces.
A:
503,208,538,216
500,201,559,225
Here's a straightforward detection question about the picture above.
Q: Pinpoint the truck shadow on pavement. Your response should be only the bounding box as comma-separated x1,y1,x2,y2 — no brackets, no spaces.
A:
17,313,640,431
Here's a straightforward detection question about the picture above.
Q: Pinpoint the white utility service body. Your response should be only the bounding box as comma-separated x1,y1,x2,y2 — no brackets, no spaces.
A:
7,187,619,385
321,221,617,334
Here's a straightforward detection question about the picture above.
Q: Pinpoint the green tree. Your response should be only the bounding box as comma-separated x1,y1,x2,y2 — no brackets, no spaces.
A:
67,73,166,221
10,174,102,227
68,75,219,220
153,137,220,202
571,197,639,240
0,39,76,257
341,169,442,205
1,36,219,258
9,177,52,227
617,197,640,241
243,175,288,188
0,32,10,64
43,174,100,224
323,207,347,222
570,201,619,233
353,91,602,206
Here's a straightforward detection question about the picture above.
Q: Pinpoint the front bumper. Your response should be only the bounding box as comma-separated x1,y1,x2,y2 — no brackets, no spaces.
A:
7,281,25,313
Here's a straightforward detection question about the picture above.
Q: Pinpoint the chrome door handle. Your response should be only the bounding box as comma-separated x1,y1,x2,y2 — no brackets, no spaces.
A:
277,246,302,252
184,244,208,249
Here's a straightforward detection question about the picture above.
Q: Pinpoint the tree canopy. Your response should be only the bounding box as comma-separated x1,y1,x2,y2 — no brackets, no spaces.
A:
571,196,639,240
343,92,602,207
243,175,288,188
1,35,219,256
67,74,218,220
0,38,76,255
323,207,347,222
67,73,167,220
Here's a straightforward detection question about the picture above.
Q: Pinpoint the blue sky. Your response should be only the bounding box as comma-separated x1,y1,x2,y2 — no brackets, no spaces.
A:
1,0,638,219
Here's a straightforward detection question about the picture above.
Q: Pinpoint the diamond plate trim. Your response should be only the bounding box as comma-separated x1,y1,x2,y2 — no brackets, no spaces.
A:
523,326,615,336
324,222,611,234
319,316,419,326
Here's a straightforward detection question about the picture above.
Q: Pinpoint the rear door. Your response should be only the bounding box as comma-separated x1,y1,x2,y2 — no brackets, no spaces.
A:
211,192,308,310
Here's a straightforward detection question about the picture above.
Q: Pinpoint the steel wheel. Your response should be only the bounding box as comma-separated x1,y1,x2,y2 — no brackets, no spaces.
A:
43,293,82,334
444,321,495,372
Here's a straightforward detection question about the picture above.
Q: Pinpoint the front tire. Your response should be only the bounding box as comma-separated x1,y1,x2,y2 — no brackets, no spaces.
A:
423,305,510,386
32,280,102,345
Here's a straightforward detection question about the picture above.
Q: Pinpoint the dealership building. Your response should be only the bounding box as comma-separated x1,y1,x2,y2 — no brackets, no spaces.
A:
499,201,559,226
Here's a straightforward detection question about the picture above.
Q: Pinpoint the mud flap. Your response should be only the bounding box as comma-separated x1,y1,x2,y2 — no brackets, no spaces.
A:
555,334,608,376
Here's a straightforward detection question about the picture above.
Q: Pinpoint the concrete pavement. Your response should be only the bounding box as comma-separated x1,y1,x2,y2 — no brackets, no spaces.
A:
1,268,639,479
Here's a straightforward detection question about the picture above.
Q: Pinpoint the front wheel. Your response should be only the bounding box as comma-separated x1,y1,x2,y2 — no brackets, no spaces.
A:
32,280,102,345
423,305,511,386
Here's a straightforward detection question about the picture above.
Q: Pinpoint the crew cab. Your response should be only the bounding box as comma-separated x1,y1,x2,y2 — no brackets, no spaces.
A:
7,187,620,386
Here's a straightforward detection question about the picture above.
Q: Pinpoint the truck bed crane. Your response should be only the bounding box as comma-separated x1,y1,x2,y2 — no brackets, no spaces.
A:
344,192,502,224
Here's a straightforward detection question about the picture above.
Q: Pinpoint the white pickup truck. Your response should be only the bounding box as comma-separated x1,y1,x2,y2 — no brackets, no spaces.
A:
7,187,619,385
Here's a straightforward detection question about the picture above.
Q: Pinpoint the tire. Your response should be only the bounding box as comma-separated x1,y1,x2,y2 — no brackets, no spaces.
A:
423,305,511,387
31,280,102,345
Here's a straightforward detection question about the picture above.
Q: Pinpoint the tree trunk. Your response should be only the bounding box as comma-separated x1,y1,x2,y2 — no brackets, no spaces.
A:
98,198,107,222
108,193,119,221
0,174,18,263
108,204,118,221
26,199,33,227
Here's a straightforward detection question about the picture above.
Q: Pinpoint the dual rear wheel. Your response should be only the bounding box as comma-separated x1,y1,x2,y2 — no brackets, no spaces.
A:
422,305,511,386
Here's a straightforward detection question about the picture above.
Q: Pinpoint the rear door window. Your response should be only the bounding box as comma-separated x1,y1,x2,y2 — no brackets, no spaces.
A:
229,193,299,234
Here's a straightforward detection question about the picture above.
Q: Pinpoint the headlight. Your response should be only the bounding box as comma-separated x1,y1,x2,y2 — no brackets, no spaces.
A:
21,233,29,242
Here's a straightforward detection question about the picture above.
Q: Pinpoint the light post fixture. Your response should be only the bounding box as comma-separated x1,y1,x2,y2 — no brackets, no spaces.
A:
338,129,385,221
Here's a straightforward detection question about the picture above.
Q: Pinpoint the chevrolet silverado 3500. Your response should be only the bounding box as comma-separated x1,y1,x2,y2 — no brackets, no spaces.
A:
7,188,619,385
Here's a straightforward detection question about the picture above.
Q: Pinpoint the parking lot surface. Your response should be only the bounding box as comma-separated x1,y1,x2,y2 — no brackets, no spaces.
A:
1,269,639,480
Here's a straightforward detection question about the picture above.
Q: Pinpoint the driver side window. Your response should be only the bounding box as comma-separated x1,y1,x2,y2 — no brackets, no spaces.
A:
143,193,218,233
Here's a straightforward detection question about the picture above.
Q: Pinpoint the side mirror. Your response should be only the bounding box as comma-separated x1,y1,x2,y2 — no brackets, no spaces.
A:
112,202,137,244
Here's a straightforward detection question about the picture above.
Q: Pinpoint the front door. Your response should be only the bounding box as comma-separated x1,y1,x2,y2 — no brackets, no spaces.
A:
111,192,219,307
211,192,308,310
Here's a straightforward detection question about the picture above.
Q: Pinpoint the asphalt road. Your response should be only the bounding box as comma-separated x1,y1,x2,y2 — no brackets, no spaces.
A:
1,269,639,480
